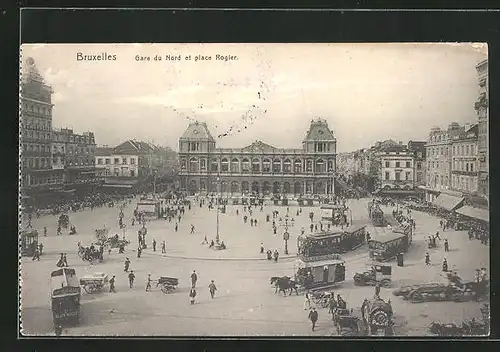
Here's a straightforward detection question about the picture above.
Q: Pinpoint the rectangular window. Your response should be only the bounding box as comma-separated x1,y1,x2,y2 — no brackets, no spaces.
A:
395,172,401,181
122,157,127,164
385,172,390,180
114,158,119,164
395,162,400,168
114,168,119,176
470,163,474,172
405,171,411,180
406,161,410,168
97,158,103,165
130,158,135,165
105,158,110,165
385,161,390,167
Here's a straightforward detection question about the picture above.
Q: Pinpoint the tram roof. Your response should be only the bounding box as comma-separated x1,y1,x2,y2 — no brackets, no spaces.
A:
296,258,345,268
320,204,346,210
303,224,366,239
369,232,406,244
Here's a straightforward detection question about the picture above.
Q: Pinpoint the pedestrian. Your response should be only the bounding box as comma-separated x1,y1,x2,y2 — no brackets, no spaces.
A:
191,270,198,288
152,239,156,252
209,280,217,298
273,250,279,262
43,226,47,237
202,235,208,245
128,270,135,288
124,258,130,272
308,307,318,331
162,241,166,253
38,243,44,256
189,288,197,305
425,252,431,266
303,291,311,310
435,231,441,240
310,223,314,232
32,248,40,261
145,274,152,292
109,275,116,293
175,223,178,232
260,242,264,254
442,258,448,272
62,253,68,267
191,224,195,234
328,294,337,314
444,239,449,252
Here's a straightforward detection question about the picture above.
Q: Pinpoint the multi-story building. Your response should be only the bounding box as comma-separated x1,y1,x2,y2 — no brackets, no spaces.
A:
95,140,167,190
336,152,356,177
178,119,337,196
52,128,99,189
20,57,65,196
475,59,488,200
379,144,414,191
423,122,463,202
408,140,426,187
451,124,479,194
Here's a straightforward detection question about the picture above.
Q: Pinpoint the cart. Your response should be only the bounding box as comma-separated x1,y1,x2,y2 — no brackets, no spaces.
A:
157,277,179,294
80,273,109,294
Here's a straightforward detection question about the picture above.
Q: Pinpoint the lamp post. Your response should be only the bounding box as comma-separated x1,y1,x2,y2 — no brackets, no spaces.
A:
279,213,295,255
216,175,221,244
153,169,157,198
329,168,335,202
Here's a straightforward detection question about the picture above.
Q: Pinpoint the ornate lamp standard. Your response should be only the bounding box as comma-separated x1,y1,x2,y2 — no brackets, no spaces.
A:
279,213,295,255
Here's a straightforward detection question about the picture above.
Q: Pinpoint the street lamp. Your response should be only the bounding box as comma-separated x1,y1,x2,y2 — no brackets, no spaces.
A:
329,168,335,202
215,175,221,244
279,213,295,255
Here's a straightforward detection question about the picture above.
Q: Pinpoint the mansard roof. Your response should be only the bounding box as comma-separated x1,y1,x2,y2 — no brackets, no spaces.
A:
180,121,215,141
303,118,336,142
241,140,278,153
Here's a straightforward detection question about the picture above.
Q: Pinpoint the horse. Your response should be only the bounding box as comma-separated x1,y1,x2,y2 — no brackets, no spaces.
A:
270,276,299,296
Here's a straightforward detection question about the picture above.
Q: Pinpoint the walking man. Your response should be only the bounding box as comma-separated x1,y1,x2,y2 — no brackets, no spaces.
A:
32,248,40,261
128,270,135,288
43,226,47,237
109,275,116,293
152,239,156,252
162,241,166,253
124,258,130,272
189,288,197,305
145,274,152,292
191,270,198,289
444,239,449,252
191,224,195,234
435,231,441,241
209,280,217,299
308,307,318,331
175,223,178,232
425,252,431,266
260,242,264,254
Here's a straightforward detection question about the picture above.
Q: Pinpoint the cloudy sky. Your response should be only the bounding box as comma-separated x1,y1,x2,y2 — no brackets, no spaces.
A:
21,43,487,152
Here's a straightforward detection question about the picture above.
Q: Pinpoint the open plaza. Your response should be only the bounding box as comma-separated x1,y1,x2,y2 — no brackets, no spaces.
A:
20,196,489,336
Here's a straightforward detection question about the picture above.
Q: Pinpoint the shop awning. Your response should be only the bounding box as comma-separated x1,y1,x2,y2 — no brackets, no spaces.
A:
456,206,489,223
432,194,464,211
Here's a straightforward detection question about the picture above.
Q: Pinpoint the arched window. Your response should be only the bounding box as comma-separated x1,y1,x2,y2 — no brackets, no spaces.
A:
252,158,260,172
294,159,302,173
230,158,239,173
211,159,218,172
262,158,271,173
221,158,229,172
241,181,249,192
189,157,199,172
327,159,334,172
283,159,292,173
242,158,250,173
230,181,239,194
273,158,281,173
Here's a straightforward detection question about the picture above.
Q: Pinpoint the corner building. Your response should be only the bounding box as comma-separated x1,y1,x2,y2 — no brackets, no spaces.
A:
178,119,337,196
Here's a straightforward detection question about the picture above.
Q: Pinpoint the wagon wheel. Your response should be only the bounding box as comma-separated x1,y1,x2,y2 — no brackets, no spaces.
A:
160,284,168,294
84,283,95,294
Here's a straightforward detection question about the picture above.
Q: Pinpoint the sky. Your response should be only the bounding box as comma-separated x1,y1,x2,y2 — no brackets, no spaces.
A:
21,43,487,153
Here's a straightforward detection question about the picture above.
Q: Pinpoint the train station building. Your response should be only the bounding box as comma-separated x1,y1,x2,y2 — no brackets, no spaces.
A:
178,118,338,197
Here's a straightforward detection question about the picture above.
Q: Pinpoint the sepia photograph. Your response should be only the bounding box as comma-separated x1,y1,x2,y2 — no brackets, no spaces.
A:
19,43,489,337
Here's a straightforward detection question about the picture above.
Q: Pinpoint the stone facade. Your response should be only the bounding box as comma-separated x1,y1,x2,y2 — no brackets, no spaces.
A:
475,59,488,199
178,119,337,196
451,124,479,194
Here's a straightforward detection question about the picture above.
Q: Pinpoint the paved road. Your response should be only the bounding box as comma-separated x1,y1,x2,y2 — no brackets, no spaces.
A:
20,198,489,336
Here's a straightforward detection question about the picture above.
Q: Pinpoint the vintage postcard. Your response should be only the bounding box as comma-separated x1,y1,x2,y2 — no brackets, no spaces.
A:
19,43,489,337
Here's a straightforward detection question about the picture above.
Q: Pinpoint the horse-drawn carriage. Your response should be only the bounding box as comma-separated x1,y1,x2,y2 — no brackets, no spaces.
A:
354,265,392,287
80,272,109,294
58,213,70,229
360,297,395,336
156,277,179,294
332,308,365,336
95,228,110,245
294,255,346,292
